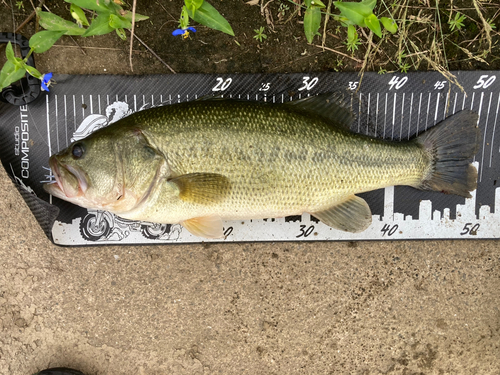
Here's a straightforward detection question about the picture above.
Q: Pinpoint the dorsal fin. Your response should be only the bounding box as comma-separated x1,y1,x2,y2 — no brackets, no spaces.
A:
284,92,355,130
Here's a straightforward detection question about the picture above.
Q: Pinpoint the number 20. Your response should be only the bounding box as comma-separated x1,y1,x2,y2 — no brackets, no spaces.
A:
212,77,232,91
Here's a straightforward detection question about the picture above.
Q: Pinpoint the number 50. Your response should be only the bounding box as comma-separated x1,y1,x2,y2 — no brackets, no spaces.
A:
473,75,496,89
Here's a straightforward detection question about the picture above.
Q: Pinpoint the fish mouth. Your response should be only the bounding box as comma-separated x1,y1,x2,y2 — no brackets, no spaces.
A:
44,156,88,199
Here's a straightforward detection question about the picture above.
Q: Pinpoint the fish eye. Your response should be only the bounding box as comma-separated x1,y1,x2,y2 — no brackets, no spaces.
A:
72,143,85,159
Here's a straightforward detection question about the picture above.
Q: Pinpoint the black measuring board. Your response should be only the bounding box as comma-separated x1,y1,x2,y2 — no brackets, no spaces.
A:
0,71,498,245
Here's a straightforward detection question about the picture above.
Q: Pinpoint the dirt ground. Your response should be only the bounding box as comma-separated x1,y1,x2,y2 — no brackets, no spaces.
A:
1,1,500,374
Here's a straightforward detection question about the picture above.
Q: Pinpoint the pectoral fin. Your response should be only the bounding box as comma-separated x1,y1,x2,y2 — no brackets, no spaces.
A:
182,215,224,238
310,195,372,233
169,173,231,205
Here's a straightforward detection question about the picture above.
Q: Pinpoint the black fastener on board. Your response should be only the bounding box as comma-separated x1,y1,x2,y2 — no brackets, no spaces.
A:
0,32,41,106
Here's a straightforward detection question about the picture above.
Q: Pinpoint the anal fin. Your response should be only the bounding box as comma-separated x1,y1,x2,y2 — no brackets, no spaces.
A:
182,215,224,238
310,195,372,233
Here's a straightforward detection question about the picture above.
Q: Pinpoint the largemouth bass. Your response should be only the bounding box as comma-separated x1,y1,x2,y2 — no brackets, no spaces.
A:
44,94,480,238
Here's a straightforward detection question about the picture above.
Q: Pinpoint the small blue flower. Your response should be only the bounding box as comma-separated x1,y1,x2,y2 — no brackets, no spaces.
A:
41,72,53,92
172,27,196,38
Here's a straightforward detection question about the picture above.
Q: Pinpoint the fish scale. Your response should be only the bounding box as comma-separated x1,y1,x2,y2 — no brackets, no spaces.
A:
126,101,427,217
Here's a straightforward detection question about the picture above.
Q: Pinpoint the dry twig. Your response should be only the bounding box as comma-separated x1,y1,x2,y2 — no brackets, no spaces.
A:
313,44,363,63
129,0,137,72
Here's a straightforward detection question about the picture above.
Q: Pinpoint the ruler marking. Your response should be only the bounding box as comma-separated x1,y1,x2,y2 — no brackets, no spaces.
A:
375,93,379,136
479,92,492,182
434,92,440,124
425,92,431,131
64,95,68,147
473,92,483,163
366,93,371,135
443,92,449,119
392,92,396,140
90,94,93,114
358,93,362,133
72,95,76,132
477,92,484,127
400,92,405,140
55,95,59,152
490,93,500,167
408,93,413,140
384,93,388,139
81,95,85,119
453,92,457,114
46,95,52,157
417,93,422,135
98,94,102,114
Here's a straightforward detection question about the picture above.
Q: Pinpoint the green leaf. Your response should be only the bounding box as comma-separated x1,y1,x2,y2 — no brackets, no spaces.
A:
334,2,365,27
82,13,114,36
345,24,361,51
37,10,86,35
360,0,376,12
381,17,397,33
347,24,356,41
121,11,149,23
304,6,321,44
115,28,126,40
364,13,381,37
29,30,65,53
180,6,190,29
5,42,17,63
70,3,90,27
64,0,111,13
334,0,377,27
4,42,23,67
337,0,376,15
187,1,234,36
0,60,27,90
109,14,132,29
185,0,203,16
21,62,42,79
310,0,326,7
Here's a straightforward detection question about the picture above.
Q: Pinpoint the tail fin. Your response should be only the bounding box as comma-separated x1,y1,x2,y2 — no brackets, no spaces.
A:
415,110,480,198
